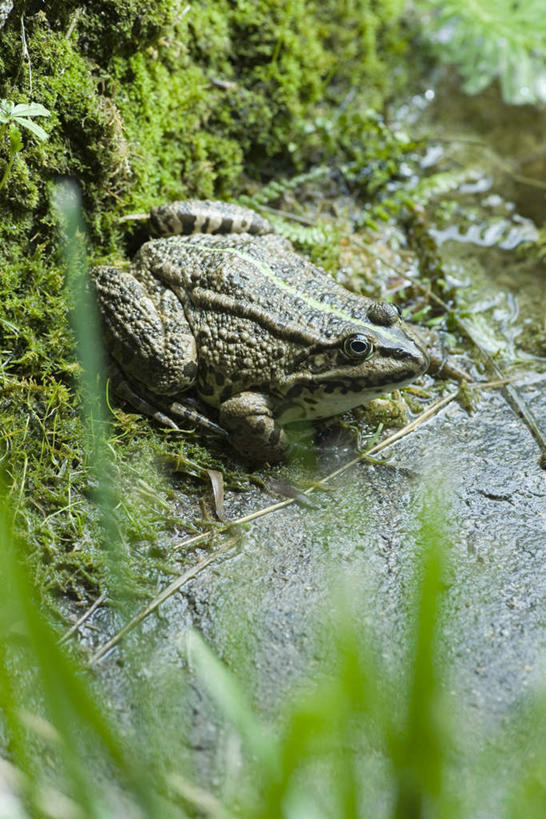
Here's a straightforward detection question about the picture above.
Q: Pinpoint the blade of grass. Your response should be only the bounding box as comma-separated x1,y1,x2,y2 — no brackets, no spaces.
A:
185,629,280,775
53,179,133,606
389,484,454,819
0,486,157,817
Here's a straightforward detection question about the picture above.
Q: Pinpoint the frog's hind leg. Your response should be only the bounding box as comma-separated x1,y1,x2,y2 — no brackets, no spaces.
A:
149,200,273,238
92,265,197,396
108,365,228,438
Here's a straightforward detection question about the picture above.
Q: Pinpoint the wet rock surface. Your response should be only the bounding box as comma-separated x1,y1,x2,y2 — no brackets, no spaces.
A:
93,370,545,789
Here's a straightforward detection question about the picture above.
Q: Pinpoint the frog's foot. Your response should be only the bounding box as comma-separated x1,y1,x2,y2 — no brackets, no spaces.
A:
113,375,179,429
109,368,228,438
149,200,272,238
219,391,289,463
167,400,228,437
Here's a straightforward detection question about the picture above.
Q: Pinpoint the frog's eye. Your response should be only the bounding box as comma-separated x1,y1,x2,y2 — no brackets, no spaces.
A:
342,334,374,360
393,304,402,317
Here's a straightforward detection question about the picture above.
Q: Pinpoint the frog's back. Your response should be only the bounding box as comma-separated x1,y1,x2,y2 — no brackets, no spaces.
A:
136,231,374,343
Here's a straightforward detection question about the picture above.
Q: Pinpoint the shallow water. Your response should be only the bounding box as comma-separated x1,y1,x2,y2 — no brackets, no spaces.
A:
412,78,546,359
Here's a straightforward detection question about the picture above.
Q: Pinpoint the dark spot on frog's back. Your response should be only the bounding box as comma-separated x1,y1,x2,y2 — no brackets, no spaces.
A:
183,361,198,379
199,380,215,396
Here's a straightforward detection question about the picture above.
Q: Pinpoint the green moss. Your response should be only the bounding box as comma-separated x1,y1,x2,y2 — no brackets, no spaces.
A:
1,0,407,234
108,50,244,213
0,0,412,608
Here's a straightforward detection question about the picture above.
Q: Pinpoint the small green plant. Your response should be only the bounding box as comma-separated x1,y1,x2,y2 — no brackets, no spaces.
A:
0,99,50,190
416,0,546,104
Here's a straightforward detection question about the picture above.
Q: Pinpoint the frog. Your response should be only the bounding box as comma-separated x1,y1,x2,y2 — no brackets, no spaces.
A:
91,200,430,462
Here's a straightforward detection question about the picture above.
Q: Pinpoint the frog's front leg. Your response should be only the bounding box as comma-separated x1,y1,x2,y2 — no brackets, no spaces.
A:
92,266,197,395
219,392,289,463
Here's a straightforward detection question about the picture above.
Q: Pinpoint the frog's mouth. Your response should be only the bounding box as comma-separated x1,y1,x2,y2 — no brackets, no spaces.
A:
276,368,422,423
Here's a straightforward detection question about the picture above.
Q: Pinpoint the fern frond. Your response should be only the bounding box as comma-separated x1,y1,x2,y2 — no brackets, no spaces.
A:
416,0,546,104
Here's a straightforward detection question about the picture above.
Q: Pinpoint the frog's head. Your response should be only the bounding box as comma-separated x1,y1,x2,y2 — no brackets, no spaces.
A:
276,301,430,423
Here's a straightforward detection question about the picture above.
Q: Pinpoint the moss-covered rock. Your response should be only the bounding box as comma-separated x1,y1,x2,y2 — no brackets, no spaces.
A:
1,0,406,224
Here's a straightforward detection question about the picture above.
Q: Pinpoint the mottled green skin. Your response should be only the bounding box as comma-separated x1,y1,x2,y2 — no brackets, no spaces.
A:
93,203,429,461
